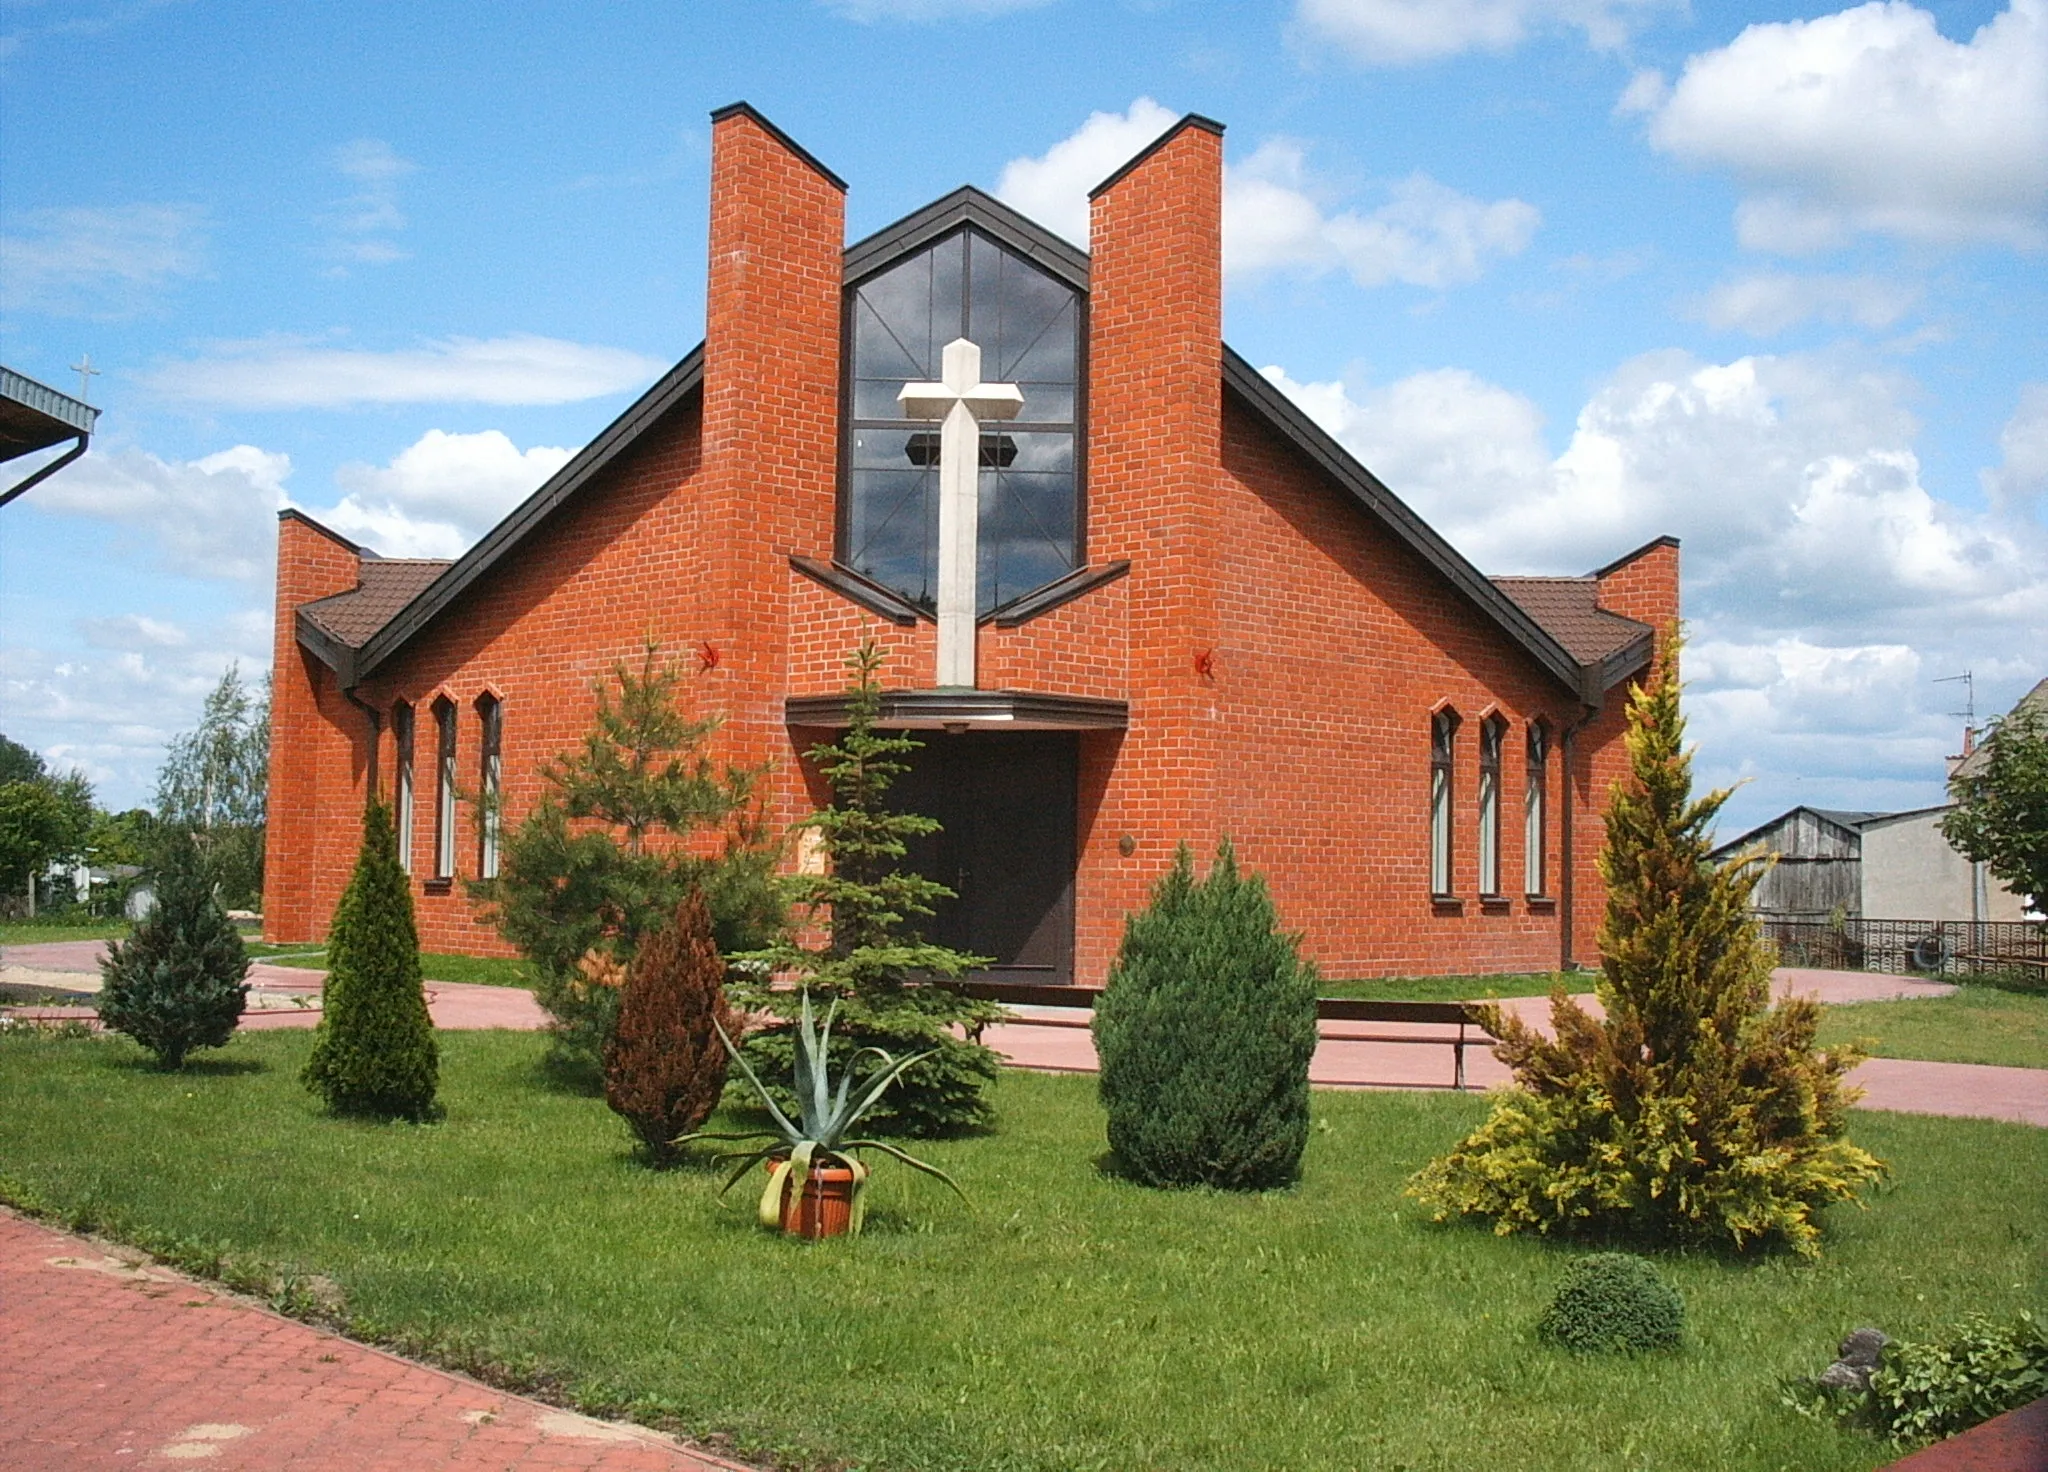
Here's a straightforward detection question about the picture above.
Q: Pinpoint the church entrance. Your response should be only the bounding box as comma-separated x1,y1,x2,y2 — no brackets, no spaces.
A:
892,730,1077,983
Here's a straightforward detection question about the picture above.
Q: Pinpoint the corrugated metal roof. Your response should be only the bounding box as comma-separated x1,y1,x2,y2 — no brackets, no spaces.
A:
299,560,453,648
1489,577,1652,666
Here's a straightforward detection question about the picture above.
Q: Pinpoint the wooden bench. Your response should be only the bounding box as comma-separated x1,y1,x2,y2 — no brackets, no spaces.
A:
941,980,1496,1090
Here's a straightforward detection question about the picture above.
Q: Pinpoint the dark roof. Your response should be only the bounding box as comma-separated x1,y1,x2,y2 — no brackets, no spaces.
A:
314,190,1659,706
1,366,99,462
1708,804,1887,859
1490,578,1652,667
300,560,454,647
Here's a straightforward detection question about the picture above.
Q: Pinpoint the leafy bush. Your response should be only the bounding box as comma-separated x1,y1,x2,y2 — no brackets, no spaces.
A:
1790,1313,2048,1445
94,839,249,1069
474,643,783,1068
736,641,1001,1137
1408,647,1886,1255
1092,840,1320,1190
302,800,439,1121
1537,1253,1685,1352
603,889,736,1162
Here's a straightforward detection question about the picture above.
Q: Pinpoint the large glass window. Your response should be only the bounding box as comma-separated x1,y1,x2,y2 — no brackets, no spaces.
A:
1430,709,1459,897
1525,721,1549,897
844,226,1081,615
477,694,502,880
433,698,457,881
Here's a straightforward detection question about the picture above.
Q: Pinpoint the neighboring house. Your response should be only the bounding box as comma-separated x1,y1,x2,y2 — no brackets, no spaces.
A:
265,105,1679,984
1713,804,2031,923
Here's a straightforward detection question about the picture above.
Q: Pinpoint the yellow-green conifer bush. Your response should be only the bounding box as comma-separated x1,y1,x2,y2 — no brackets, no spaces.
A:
1409,649,1885,1255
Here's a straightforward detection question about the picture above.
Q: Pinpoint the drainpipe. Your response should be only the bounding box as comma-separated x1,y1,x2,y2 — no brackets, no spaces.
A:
0,435,88,510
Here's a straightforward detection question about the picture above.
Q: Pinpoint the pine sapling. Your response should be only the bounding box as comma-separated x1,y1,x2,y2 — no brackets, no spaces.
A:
603,889,737,1162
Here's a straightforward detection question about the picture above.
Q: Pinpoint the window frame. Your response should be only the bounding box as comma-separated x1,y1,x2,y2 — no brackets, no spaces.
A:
432,697,457,882
392,701,415,876
836,223,1090,614
1430,708,1460,898
1525,720,1550,898
476,693,502,880
1478,715,1506,899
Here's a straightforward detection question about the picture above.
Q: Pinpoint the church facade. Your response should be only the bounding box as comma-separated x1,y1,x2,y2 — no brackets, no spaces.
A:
265,104,1678,985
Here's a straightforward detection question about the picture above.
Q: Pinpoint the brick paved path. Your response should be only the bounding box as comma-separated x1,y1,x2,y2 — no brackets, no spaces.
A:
0,1209,754,1472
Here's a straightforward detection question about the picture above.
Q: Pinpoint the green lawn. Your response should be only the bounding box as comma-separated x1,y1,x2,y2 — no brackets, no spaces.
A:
0,918,130,945
1321,971,1590,1002
1818,986,2048,1070
3,1029,2040,1472
259,949,532,987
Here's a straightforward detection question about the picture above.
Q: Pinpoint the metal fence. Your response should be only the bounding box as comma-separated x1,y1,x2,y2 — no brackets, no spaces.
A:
1756,917,2048,980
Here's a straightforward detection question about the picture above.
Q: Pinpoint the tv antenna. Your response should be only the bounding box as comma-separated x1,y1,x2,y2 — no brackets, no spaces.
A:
1934,670,1975,727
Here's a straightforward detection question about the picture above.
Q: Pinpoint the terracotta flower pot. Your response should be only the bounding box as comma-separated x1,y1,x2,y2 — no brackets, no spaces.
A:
767,1157,857,1239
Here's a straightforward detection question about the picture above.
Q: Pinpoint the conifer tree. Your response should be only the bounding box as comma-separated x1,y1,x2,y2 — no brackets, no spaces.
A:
475,641,783,1066
97,833,249,1069
1093,840,1320,1190
738,639,1003,1136
1409,647,1885,1255
303,798,439,1121
603,888,736,1162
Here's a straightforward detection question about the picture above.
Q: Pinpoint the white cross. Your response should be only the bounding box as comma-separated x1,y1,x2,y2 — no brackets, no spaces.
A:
898,338,1023,688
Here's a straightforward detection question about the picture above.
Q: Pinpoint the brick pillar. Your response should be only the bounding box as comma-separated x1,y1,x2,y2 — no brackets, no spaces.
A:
695,103,846,824
264,511,365,943
1076,114,1228,980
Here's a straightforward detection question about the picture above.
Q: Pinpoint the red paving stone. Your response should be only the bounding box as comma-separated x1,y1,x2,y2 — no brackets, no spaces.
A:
0,1208,757,1472
1879,1395,2048,1471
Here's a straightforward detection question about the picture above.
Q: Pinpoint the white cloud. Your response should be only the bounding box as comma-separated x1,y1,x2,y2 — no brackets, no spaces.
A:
0,202,207,318
0,610,273,808
1261,349,2048,827
1632,0,2048,251
1294,0,1672,65
143,334,664,409
320,138,416,269
24,443,288,581
996,98,1181,243
1691,271,1922,336
821,0,1054,16
997,102,1539,288
1982,382,2048,515
316,428,573,558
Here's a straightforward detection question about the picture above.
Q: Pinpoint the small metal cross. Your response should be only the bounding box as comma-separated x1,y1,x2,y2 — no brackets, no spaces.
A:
70,355,101,404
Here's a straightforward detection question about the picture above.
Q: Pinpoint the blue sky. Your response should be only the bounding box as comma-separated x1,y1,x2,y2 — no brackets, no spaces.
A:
2,0,2043,836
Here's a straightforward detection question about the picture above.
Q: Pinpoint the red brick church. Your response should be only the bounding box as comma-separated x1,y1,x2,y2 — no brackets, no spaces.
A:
265,103,1677,985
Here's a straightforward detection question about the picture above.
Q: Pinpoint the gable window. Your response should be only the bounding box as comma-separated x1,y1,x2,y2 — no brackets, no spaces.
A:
392,701,415,875
1430,709,1459,897
433,698,457,882
1525,721,1549,897
844,226,1082,615
477,694,502,880
1478,715,1505,898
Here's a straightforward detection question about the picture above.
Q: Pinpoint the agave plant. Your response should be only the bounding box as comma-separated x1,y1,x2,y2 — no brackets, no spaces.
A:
677,990,966,1234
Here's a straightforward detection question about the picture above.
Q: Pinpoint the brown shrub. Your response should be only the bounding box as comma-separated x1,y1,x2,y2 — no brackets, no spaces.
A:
602,889,735,1162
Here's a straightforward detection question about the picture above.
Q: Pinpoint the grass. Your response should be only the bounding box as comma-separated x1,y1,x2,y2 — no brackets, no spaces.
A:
1320,971,1590,1002
2,1029,2041,1472
259,949,532,987
1818,985,2048,1070
0,918,129,945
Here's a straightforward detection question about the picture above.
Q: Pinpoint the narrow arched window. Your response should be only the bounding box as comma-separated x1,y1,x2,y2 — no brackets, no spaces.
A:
1526,721,1550,897
476,694,502,880
1478,716,1506,898
432,697,457,881
392,701,415,875
844,225,1082,614
1430,709,1459,897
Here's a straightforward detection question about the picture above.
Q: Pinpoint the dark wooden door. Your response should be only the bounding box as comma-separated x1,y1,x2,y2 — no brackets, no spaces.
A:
892,731,1077,982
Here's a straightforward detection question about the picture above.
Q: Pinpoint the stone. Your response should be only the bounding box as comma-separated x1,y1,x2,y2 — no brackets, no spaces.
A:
1818,1327,1890,1392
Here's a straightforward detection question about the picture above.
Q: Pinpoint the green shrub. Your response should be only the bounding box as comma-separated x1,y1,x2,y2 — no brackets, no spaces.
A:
302,800,438,1121
1862,1314,2047,1444
1409,647,1886,1255
1537,1253,1685,1353
602,890,735,1162
1092,840,1320,1190
95,837,248,1069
